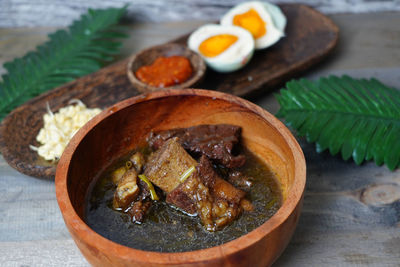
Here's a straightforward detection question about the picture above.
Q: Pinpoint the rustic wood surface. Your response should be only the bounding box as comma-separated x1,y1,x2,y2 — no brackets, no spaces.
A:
1,0,400,27
0,4,339,179
1,11,400,266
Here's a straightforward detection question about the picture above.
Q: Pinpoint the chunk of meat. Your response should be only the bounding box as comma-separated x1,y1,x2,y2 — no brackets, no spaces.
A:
211,177,246,204
137,178,151,201
113,164,153,223
196,155,217,188
145,137,251,231
126,200,151,223
144,137,197,193
148,124,246,168
111,166,127,185
179,174,217,231
228,171,253,191
113,168,139,210
147,128,181,149
129,152,145,173
166,185,197,215
212,199,241,228
197,155,245,204
166,154,249,231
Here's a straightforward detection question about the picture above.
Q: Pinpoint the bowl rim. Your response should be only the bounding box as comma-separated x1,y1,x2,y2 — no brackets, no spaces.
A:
55,88,306,265
126,43,206,92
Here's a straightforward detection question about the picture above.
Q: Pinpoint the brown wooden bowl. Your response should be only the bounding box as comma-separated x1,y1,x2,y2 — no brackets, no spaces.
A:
127,43,206,93
55,89,306,267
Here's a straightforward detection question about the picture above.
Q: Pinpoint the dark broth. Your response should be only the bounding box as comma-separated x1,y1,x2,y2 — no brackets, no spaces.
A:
85,148,282,252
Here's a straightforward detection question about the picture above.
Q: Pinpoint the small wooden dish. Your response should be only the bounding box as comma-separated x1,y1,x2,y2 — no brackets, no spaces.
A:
55,89,306,267
127,43,206,93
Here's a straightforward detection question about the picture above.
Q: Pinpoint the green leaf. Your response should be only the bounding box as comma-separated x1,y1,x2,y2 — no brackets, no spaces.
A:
0,6,128,122
276,75,400,170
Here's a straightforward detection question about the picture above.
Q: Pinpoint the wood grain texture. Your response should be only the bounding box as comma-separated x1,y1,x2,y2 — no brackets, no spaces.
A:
0,4,338,179
275,137,400,267
1,12,400,267
55,89,306,267
1,0,400,27
0,239,88,266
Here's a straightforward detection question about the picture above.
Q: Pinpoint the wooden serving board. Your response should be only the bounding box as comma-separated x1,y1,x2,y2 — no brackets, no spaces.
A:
0,4,338,179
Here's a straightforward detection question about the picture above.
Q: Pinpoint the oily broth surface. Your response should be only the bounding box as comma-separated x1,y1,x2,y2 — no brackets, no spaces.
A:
85,148,282,252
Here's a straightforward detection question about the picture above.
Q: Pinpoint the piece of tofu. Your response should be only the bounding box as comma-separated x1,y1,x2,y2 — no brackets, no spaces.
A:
145,137,197,193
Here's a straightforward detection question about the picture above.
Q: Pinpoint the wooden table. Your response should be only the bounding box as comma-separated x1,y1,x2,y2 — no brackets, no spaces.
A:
1,12,400,266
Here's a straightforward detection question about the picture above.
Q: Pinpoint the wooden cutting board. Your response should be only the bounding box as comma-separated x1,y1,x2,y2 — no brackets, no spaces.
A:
0,4,338,179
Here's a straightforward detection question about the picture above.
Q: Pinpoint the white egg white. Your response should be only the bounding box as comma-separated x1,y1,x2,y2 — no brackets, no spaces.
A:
220,1,286,50
187,24,255,73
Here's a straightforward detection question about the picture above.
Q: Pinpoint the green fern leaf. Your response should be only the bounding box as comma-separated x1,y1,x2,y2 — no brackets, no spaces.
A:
276,75,400,170
0,6,128,122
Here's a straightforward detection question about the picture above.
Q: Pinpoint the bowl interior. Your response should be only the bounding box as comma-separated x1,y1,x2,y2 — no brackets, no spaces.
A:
66,92,298,221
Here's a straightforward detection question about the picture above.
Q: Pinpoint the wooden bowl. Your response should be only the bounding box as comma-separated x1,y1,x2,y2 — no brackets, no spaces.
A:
55,89,306,267
127,43,206,93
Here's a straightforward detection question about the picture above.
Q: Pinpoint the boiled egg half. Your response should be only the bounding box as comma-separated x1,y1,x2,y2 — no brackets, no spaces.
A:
220,1,286,50
188,24,254,72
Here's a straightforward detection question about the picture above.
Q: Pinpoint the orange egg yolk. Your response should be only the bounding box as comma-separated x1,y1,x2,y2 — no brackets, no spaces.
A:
233,8,266,39
198,34,238,58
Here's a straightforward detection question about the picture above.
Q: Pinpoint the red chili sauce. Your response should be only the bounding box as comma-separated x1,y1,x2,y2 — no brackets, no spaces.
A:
135,56,193,88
